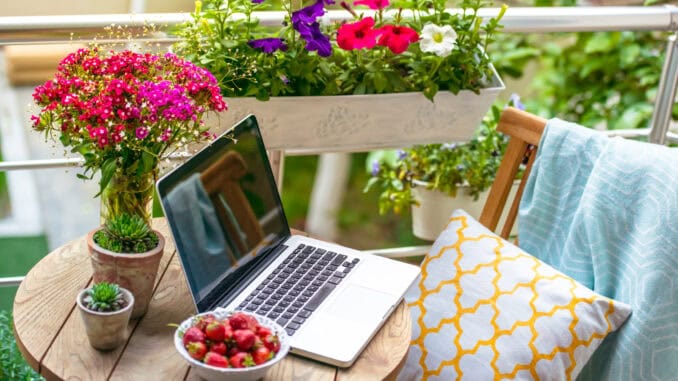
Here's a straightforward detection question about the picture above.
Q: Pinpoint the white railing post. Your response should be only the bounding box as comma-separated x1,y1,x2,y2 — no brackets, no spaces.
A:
649,32,678,145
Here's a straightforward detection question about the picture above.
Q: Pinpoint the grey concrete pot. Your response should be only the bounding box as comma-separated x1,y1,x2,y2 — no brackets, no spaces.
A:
76,287,135,351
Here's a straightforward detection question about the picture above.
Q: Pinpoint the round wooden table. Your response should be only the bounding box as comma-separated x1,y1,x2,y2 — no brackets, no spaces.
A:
13,219,412,381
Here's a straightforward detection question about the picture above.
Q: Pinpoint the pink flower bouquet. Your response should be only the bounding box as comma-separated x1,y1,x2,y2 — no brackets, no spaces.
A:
32,48,226,222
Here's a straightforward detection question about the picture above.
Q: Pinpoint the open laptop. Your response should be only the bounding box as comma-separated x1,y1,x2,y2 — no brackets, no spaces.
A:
157,115,420,367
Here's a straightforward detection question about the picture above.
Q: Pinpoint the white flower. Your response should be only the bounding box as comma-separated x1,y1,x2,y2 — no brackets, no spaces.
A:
419,23,457,58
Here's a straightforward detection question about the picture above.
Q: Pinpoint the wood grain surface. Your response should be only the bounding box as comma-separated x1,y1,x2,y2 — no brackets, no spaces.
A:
14,220,412,381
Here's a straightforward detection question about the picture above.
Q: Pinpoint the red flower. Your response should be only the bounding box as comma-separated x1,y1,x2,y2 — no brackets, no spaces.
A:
353,0,389,10
337,17,380,50
378,25,419,54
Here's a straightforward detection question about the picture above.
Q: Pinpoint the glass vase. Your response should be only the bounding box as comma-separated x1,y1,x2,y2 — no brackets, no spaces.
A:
100,169,157,227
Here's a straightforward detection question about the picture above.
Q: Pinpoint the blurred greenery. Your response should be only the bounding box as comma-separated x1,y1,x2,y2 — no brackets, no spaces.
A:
0,236,49,312
281,154,427,250
0,311,43,380
0,143,8,219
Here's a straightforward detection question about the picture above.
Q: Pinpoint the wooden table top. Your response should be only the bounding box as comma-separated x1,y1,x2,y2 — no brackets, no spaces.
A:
13,219,412,381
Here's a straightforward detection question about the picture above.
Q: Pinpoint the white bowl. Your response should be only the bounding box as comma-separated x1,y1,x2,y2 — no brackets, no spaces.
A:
174,308,291,381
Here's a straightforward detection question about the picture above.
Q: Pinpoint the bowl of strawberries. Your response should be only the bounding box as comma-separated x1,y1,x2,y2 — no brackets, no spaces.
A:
174,308,290,381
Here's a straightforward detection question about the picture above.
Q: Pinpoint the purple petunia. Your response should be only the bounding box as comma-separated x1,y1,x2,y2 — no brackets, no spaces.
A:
248,38,288,53
295,22,332,57
251,0,265,3
291,0,325,25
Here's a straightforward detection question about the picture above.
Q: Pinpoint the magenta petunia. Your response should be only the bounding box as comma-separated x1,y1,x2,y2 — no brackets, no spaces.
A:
353,0,389,10
377,25,419,54
337,17,380,50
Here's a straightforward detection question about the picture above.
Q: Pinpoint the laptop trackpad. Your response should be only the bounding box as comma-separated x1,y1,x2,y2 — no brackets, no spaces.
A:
326,284,394,322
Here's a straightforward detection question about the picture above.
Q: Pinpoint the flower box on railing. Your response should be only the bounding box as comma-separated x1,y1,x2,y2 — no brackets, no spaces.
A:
208,67,504,153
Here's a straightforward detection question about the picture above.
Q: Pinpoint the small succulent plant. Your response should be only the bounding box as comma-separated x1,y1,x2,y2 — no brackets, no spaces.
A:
83,282,127,312
93,213,159,253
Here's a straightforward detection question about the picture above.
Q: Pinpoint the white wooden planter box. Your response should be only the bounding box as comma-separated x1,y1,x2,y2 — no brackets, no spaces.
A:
206,67,504,153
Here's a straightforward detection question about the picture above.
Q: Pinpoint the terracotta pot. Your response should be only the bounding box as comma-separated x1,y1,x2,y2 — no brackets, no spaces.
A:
76,287,134,350
87,229,165,319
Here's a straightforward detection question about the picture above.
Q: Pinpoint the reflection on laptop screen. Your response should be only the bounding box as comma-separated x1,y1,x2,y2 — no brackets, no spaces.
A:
158,116,289,310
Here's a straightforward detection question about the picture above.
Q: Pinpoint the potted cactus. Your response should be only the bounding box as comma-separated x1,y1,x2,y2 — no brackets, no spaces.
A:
76,281,135,350
87,214,165,319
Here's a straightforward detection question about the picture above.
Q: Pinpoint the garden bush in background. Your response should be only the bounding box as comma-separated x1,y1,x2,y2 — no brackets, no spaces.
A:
0,310,43,380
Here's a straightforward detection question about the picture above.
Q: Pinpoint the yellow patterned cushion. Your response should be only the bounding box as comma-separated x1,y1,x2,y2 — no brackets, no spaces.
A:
398,210,632,381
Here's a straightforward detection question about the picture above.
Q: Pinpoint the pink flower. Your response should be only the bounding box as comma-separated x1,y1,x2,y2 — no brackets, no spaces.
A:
378,25,419,54
135,127,149,140
353,0,389,10
337,17,380,50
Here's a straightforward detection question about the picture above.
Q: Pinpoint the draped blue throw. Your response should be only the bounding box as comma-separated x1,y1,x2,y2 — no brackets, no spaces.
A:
518,118,678,381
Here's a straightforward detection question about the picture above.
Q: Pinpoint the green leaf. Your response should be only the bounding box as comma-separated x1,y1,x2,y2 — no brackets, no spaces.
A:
97,158,117,197
139,151,155,176
620,44,641,67
614,103,653,130
584,33,617,54
363,177,379,193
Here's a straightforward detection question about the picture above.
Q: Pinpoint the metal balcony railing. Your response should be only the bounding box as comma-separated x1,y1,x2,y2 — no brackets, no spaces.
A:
1,6,677,287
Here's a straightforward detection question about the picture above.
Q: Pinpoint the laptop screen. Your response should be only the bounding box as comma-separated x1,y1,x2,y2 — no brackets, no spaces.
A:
157,115,290,311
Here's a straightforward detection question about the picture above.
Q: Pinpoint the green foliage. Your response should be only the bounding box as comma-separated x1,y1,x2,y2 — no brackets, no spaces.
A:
83,282,127,312
525,31,674,130
93,213,159,253
364,102,510,214
173,0,506,100
0,311,43,380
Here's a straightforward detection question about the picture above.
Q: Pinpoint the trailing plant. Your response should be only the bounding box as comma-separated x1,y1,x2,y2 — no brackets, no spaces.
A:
82,282,127,312
0,311,43,380
93,213,159,253
173,0,507,100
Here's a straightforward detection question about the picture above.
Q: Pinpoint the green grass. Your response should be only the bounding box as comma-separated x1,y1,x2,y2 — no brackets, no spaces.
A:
0,236,49,312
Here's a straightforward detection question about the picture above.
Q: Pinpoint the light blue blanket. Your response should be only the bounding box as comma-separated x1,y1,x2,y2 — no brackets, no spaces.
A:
518,119,678,381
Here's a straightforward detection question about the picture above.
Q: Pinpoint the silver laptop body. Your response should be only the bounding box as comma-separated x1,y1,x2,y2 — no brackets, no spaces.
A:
157,115,420,367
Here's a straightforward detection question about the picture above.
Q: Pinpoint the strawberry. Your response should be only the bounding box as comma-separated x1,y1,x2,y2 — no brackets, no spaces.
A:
229,312,258,330
262,334,280,353
252,346,273,365
223,325,234,341
193,314,216,332
252,336,263,350
227,346,240,357
182,327,206,346
229,352,255,368
209,341,227,355
256,326,272,337
204,351,229,368
205,321,226,341
233,329,256,351
186,341,207,361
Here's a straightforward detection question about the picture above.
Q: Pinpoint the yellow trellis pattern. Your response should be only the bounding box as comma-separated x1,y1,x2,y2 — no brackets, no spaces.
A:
403,211,631,381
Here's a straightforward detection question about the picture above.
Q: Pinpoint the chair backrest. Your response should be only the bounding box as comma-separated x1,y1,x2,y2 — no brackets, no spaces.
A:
479,107,547,238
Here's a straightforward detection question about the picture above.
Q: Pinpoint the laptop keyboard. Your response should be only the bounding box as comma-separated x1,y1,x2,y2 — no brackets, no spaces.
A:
236,244,360,336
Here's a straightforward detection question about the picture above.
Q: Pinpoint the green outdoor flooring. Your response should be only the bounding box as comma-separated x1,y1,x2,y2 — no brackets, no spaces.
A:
0,236,49,312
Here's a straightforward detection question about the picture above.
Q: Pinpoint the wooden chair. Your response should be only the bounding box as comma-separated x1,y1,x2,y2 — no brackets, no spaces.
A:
479,107,547,238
